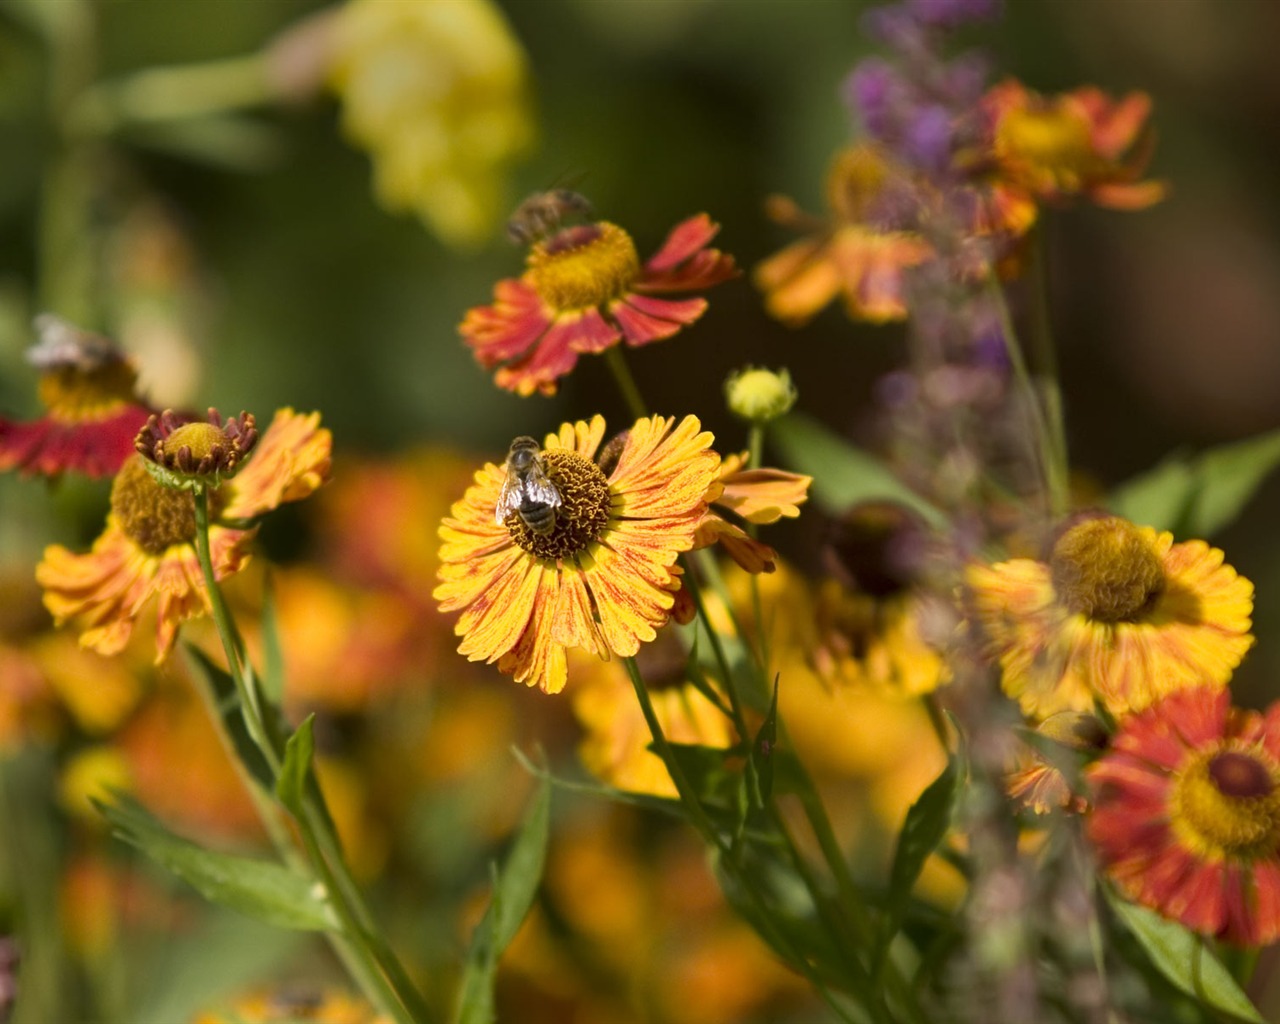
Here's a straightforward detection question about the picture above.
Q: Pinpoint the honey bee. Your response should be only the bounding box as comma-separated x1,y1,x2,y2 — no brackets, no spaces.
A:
495,436,562,535
27,314,121,372
505,188,594,246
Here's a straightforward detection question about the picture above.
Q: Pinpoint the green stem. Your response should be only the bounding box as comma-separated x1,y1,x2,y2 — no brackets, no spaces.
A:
66,53,273,138
985,279,1068,517
623,657,866,1024
1027,226,1069,499
190,487,429,1024
603,346,648,420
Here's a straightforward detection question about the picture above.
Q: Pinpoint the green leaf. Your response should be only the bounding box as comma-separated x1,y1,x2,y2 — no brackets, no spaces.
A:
133,910,305,1024
874,761,957,981
1105,887,1264,1023
259,573,286,704
275,714,315,818
98,796,335,932
1189,429,1280,536
770,412,945,528
1109,428,1280,537
183,644,274,793
751,676,780,805
454,773,552,1024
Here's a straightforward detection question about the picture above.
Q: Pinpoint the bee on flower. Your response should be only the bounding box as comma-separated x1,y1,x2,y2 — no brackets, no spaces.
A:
0,316,155,479
459,200,739,396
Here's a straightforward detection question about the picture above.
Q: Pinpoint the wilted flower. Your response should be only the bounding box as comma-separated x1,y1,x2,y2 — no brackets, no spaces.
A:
38,409,331,660
327,0,534,248
460,214,738,396
754,144,932,326
968,514,1254,719
0,316,153,479
435,415,720,693
1089,688,1280,946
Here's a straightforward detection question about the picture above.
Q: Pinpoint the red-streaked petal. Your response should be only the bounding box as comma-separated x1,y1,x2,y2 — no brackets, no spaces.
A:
0,404,151,479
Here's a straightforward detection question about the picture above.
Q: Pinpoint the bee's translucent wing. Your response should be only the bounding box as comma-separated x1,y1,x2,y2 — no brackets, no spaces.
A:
522,467,562,509
495,474,522,525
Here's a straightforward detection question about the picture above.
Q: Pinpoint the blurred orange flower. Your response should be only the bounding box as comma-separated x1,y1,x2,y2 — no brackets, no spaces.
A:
981,78,1167,211
968,515,1253,719
754,144,932,326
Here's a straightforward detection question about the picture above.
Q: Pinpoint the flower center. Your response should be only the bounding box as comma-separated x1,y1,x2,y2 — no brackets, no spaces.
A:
110,456,198,555
996,105,1096,180
827,144,891,223
527,223,640,310
37,361,140,422
1049,517,1164,622
1172,747,1280,860
503,449,611,561
163,422,226,460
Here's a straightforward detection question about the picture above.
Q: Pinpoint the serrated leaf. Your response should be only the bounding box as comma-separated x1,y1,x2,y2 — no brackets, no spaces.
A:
874,761,956,981
770,413,945,528
454,773,552,1024
275,714,315,818
1106,887,1264,1023
98,796,334,931
1109,428,1280,537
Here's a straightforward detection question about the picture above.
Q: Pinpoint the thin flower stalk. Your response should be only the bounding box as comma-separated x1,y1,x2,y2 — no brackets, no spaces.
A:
189,484,431,1024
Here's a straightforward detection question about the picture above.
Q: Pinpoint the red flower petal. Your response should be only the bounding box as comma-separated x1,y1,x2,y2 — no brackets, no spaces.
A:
611,294,707,347
460,277,554,368
645,214,720,273
0,405,151,479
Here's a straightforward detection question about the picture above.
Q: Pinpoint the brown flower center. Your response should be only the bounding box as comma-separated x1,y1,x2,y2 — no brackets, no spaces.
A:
1173,747,1280,860
37,361,140,422
826,144,891,223
503,449,612,561
110,456,197,554
996,104,1097,182
528,223,640,310
1049,517,1164,622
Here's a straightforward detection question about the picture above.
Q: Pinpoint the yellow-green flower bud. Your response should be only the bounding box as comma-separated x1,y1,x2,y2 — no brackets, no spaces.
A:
724,366,797,423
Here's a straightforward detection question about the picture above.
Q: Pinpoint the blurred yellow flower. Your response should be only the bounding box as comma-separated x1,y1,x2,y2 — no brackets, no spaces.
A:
329,0,534,248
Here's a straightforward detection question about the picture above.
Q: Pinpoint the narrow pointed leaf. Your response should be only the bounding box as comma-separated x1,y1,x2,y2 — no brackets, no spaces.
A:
275,714,315,818
771,413,945,527
1109,428,1280,537
454,773,552,1024
98,796,334,931
183,644,274,792
874,761,956,979
1106,887,1264,1023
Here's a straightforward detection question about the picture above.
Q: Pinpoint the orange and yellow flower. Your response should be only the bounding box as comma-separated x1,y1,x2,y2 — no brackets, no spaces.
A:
811,502,946,697
0,316,153,479
1088,687,1280,946
968,514,1254,719
37,408,331,660
692,450,811,576
435,414,720,693
754,143,933,327
460,216,738,396
980,78,1167,211
192,988,389,1024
